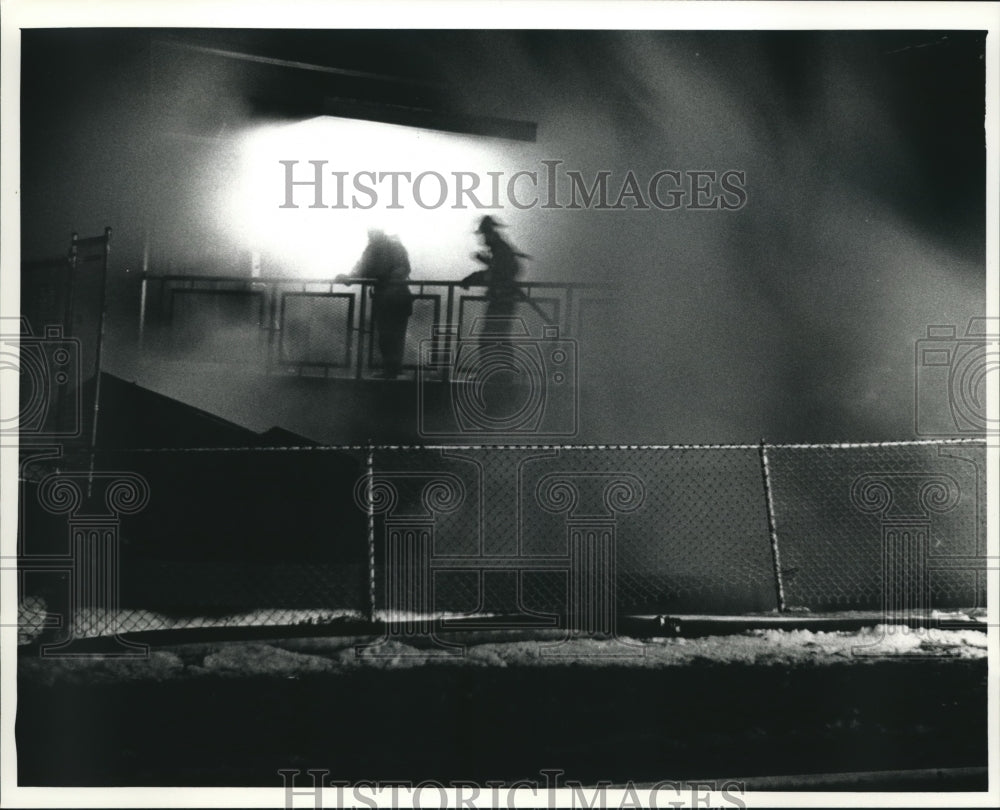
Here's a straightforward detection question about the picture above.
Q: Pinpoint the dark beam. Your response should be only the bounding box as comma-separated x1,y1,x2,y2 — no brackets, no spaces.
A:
322,96,538,143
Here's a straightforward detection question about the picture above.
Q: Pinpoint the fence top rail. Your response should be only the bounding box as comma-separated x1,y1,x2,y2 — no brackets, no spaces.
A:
142,274,611,290
93,438,989,454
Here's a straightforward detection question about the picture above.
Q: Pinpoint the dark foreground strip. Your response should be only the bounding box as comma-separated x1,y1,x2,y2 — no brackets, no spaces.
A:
17,657,986,786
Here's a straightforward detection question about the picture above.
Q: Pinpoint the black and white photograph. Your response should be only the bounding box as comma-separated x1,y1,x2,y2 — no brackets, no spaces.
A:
1,1,997,806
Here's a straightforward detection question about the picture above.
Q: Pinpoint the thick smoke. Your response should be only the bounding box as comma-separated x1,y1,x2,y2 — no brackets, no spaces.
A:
416,31,986,443
21,30,985,444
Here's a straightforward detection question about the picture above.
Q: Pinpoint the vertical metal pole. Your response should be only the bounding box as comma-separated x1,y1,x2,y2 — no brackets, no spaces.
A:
443,283,455,384
266,281,278,374
355,283,367,381
51,234,80,438
66,233,79,336
366,442,376,622
87,227,112,499
758,439,786,612
138,275,148,350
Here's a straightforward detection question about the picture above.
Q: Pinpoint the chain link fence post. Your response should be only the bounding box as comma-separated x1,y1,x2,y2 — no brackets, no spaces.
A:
758,439,786,613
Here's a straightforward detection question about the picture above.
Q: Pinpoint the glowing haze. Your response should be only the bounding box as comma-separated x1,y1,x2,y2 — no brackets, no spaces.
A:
18,29,988,443
231,117,543,279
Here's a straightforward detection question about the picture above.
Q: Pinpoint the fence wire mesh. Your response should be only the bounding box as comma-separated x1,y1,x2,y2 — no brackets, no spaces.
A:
366,447,777,619
767,442,987,612
16,440,988,643
279,292,355,368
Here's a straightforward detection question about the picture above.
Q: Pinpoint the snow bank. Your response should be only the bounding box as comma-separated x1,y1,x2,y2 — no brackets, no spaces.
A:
16,601,368,643
18,623,987,685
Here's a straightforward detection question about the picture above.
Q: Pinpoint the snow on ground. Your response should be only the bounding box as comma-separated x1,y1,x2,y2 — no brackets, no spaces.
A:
15,602,508,645
17,602,989,646
16,602,369,645
17,622,987,687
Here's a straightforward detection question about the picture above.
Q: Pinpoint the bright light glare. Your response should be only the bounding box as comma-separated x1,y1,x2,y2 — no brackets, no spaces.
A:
229,117,541,280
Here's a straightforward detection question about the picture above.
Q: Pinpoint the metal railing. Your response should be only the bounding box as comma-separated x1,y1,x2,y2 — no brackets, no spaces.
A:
137,274,609,380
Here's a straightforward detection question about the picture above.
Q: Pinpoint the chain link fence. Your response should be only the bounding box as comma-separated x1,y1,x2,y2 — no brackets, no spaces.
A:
767,442,987,612
16,440,988,645
364,446,778,620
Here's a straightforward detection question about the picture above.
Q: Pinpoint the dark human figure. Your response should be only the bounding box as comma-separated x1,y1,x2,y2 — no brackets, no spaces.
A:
458,217,538,415
340,229,413,378
460,216,526,335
